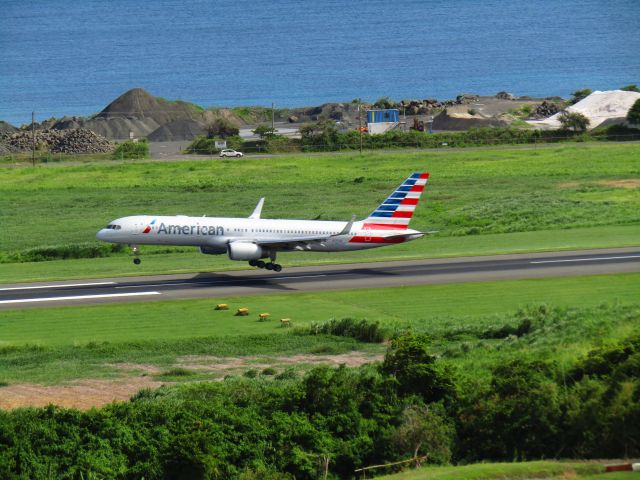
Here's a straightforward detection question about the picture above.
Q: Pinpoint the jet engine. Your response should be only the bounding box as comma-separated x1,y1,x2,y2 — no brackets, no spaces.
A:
227,242,263,261
199,245,226,255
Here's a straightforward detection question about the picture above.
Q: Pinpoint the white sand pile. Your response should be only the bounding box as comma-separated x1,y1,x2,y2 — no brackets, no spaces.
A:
528,90,640,129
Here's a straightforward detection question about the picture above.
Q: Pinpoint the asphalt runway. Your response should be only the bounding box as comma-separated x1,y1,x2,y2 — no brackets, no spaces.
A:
1,248,639,309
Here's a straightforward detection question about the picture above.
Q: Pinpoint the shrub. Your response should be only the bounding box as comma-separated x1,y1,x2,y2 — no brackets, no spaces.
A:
204,117,239,139
161,368,195,377
264,135,299,153
5,242,125,263
112,139,149,159
558,111,590,132
185,135,244,154
310,318,387,343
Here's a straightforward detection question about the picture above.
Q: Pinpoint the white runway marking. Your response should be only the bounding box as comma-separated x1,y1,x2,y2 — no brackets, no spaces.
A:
0,291,161,305
530,255,640,265
0,282,116,291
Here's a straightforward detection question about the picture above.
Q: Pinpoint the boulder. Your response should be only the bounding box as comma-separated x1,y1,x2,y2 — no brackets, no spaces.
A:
496,91,515,100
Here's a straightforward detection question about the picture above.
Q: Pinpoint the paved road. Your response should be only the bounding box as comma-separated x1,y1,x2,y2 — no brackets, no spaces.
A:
1,248,639,309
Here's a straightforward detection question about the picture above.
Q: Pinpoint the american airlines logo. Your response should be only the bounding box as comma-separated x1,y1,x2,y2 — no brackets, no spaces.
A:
154,222,225,236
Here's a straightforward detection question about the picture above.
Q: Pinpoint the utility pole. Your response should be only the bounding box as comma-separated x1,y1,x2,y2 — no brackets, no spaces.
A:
31,111,35,166
271,102,275,132
358,100,363,155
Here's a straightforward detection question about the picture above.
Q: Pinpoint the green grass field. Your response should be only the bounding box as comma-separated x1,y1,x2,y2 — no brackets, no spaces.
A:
376,460,621,480
1,224,639,283
1,143,639,283
1,273,638,384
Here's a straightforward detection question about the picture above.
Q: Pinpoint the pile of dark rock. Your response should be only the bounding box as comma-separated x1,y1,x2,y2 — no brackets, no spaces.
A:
533,101,561,119
0,128,113,154
399,99,445,115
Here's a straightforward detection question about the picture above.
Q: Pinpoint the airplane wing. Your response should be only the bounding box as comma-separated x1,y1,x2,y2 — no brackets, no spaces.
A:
250,216,357,250
252,234,332,250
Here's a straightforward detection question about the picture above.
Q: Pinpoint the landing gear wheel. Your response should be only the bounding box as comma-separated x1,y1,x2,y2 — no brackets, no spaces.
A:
273,264,282,272
249,260,258,267
256,260,266,269
265,262,274,270
133,258,141,265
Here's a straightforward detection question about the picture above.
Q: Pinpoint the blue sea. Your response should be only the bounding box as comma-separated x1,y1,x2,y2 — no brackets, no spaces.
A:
1,0,639,126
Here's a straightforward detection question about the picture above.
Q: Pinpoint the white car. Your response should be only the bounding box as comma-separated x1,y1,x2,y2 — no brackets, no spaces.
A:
219,149,243,158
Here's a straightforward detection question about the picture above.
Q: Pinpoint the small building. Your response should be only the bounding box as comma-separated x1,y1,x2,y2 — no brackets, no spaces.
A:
367,109,400,134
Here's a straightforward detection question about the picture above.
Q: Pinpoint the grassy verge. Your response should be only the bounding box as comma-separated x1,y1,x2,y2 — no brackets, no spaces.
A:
377,461,608,480
1,273,638,383
1,143,638,276
1,224,639,283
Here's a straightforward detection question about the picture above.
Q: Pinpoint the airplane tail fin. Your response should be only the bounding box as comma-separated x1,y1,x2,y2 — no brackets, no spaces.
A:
363,172,429,229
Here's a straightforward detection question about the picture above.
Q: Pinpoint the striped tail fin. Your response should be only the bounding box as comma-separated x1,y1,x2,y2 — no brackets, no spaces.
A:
363,172,429,229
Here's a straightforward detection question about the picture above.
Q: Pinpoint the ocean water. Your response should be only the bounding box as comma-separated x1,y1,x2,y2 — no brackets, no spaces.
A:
1,0,639,126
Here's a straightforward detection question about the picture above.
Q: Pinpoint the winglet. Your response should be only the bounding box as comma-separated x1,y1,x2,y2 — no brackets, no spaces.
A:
249,198,265,219
335,214,357,236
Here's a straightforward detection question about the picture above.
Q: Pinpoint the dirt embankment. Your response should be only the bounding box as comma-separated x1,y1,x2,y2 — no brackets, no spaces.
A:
0,352,382,410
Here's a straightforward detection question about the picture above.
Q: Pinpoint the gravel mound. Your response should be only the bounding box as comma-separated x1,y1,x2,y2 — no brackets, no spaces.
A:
47,88,204,140
0,121,18,134
1,128,113,154
529,90,640,129
148,119,204,141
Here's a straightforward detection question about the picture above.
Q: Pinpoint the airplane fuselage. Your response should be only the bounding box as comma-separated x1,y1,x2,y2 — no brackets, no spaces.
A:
97,215,423,253
96,172,430,271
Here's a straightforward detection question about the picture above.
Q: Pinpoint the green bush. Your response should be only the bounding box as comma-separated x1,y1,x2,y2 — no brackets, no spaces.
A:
112,139,149,159
3,242,125,263
264,135,300,153
185,135,244,154
310,318,387,343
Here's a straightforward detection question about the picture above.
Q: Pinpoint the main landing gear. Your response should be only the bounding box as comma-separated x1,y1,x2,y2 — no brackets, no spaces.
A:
248,259,282,272
131,245,141,265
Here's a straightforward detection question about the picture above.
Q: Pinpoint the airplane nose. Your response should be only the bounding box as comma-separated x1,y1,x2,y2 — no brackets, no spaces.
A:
96,229,108,241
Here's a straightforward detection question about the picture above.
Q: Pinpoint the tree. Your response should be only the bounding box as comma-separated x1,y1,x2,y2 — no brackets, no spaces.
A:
392,402,453,465
204,118,239,139
381,333,456,403
569,88,592,105
627,99,640,125
252,124,277,140
299,120,339,151
558,111,590,132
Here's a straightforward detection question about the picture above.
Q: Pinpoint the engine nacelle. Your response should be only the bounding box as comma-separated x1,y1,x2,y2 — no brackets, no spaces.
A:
199,245,226,255
227,242,263,261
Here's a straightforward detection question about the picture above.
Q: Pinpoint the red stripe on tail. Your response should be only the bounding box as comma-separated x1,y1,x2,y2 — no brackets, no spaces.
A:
392,211,413,218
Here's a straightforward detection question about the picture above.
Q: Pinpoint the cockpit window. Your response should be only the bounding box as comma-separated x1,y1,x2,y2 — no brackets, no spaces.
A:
105,224,122,230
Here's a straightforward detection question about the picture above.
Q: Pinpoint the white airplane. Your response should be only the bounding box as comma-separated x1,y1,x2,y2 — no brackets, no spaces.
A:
96,172,430,272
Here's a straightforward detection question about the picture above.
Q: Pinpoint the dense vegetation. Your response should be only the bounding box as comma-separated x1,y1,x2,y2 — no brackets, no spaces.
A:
297,125,640,152
1,332,638,479
113,139,149,159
